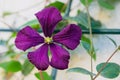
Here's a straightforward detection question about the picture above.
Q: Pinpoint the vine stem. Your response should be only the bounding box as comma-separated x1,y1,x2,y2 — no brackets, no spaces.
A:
93,46,120,80
39,70,44,80
51,68,58,80
64,0,73,18
85,0,93,79
50,1,73,80
0,19,17,32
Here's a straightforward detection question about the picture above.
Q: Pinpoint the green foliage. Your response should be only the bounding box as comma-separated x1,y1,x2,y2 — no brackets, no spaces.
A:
55,20,68,30
0,60,22,72
2,12,12,17
98,0,115,10
107,36,117,47
68,12,102,29
20,19,40,30
35,72,52,80
22,59,34,76
81,35,96,60
119,46,120,50
0,1,120,79
96,62,120,79
47,1,66,12
67,67,96,76
80,0,93,6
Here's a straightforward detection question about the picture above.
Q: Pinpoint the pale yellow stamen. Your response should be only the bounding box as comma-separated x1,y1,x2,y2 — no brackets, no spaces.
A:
44,37,52,44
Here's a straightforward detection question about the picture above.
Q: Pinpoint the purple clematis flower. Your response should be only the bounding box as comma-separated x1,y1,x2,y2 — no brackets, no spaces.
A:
15,7,82,70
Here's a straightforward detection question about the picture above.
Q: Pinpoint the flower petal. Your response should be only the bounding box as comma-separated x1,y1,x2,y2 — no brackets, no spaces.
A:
50,43,70,70
15,26,44,51
27,44,49,70
35,7,62,37
53,24,82,50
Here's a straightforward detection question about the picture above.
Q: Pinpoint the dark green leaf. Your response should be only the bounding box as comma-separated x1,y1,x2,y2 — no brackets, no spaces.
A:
47,1,66,12
96,62,120,78
68,12,101,29
80,0,93,5
22,59,34,76
0,60,22,72
35,72,52,80
81,35,96,60
98,0,115,10
91,18,102,29
119,66,120,73
67,67,96,76
107,36,117,47
55,20,68,30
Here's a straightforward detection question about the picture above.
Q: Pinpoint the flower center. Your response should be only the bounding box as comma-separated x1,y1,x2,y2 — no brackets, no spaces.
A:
44,37,52,44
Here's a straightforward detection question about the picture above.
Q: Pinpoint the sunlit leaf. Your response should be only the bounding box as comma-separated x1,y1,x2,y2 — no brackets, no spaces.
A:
81,35,96,60
96,62,120,78
67,67,96,76
11,32,17,38
35,72,52,80
2,12,12,17
47,1,66,12
20,19,40,30
0,60,22,72
22,59,34,76
98,0,115,10
80,0,93,5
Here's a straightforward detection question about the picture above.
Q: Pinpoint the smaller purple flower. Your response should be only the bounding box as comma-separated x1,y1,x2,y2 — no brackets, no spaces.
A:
15,7,82,70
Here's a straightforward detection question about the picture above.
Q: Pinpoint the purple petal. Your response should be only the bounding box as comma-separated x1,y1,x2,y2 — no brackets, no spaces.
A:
27,44,49,70
35,7,62,37
15,26,44,51
53,24,82,50
50,43,70,70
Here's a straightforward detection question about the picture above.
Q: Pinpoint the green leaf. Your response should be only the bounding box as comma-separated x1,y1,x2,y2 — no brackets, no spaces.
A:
91,18,102,29
68,12,88,28
81,35,96,60
106,36,117,47
119,66,120,73
0,60,22,72
55,20,68,30
35,72,52,80
20,19,40,30
68,12,101,29
22,59,34,76
98,0,115,10
2,12,12,17
96,62,120,79
47,1,66,12
67,67,96,76
80,0,93,5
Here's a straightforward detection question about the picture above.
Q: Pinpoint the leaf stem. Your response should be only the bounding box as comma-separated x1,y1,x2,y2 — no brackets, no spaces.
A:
93,46,120,80
39,70,44,80
85,0,93,79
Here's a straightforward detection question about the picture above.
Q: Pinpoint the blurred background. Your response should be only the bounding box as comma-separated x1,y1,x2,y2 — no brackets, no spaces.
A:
0,0,120,80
